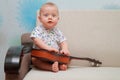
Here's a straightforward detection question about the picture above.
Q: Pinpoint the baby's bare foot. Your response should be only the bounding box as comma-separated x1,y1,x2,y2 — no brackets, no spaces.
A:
59,64,67,71
52,61,59,72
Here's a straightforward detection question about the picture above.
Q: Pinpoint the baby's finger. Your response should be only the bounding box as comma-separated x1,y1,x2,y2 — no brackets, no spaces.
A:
60,50,64,54
49,48,58,53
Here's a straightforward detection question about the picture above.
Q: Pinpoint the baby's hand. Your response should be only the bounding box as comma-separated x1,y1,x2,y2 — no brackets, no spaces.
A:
48,47,59,53
60,49,70,56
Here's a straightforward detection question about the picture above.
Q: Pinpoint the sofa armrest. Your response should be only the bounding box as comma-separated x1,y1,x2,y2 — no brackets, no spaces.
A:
4,46,32,80
21,32,33,54
21,33,33,45
4,46,23,74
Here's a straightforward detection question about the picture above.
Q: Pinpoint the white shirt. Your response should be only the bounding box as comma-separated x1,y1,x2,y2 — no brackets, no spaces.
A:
30,25,66,49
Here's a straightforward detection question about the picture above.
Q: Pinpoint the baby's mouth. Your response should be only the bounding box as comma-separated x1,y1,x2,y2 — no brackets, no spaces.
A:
48,21,53,23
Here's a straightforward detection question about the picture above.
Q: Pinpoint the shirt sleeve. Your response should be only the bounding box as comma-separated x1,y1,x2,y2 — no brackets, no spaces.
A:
30,26,43,39
55,28,67,43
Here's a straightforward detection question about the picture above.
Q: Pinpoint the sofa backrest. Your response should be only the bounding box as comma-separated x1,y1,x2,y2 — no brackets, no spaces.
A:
35,10,120,67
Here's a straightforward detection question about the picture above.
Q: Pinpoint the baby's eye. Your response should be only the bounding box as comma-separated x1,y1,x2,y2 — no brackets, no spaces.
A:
52,14,57,17
44,14,48,17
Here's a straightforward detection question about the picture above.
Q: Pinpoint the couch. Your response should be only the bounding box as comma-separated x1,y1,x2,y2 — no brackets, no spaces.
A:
4,10,120,80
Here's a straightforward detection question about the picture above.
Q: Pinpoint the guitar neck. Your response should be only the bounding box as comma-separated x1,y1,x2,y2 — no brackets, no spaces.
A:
70,56,90,61
70,56,102,64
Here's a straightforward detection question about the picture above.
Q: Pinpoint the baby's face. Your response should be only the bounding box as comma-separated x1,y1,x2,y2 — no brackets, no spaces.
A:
39,5,59,29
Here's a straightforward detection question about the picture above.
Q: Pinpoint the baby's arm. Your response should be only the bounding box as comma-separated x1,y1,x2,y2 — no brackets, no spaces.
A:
60,41,70,55
31,37,58,52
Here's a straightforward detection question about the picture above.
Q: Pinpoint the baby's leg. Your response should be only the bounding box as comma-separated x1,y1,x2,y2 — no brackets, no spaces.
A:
32,57,52,71
32,57,59,72
59,64,68,71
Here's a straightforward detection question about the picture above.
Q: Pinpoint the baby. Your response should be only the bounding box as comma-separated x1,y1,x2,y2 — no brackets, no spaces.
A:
30,2,70,72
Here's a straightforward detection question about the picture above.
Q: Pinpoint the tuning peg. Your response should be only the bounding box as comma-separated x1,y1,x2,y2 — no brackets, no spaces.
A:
89,62,101,67
89,61,96,67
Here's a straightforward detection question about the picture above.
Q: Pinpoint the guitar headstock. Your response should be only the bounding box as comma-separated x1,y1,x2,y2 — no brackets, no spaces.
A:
87,58,102,67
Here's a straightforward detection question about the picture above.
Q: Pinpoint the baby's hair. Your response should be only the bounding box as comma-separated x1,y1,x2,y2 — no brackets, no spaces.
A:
39,2,59,15
42,2,57,7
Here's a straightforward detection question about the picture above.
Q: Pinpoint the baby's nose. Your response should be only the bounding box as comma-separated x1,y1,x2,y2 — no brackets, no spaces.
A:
48,15,52,19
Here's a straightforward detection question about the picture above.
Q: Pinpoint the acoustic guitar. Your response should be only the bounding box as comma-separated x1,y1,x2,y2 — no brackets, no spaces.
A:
31,49,102,67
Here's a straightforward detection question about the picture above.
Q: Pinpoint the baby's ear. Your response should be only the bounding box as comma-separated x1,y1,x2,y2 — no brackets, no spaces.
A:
38,16,41,20
58,17,59,20
36,16,42,26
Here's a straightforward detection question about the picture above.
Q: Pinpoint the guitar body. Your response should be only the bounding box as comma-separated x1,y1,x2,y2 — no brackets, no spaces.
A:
31,49,71,64
31,49,102,67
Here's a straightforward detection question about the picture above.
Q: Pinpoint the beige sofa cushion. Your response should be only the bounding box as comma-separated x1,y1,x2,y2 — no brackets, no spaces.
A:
36,10,120,67
23,10,120,80
24,67,120,80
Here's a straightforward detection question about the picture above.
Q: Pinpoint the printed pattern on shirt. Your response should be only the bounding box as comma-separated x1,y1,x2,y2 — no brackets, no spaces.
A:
30,25,66,49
